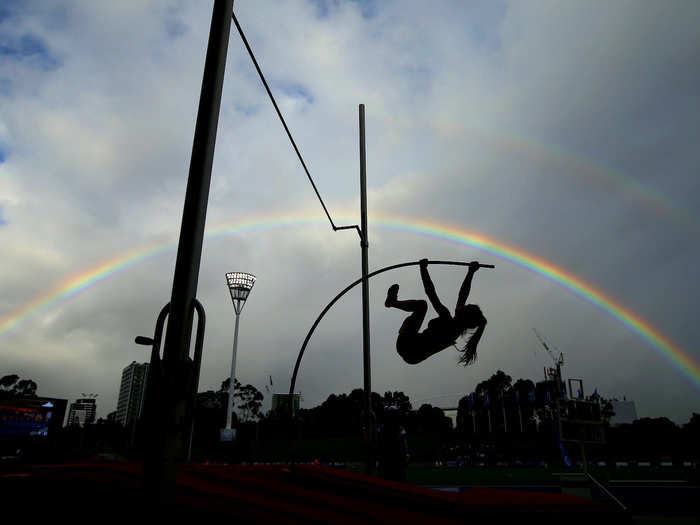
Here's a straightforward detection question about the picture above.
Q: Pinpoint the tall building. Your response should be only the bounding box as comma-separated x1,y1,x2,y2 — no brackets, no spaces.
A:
66,397,97,427
115,361,149,430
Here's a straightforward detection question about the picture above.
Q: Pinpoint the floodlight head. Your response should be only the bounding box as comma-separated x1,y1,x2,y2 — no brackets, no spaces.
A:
226,271,256,314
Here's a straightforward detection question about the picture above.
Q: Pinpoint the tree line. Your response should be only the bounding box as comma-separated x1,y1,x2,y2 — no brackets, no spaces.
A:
3,372,699,466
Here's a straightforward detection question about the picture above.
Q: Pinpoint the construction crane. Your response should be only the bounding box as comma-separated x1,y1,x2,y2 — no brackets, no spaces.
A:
533,328,564,385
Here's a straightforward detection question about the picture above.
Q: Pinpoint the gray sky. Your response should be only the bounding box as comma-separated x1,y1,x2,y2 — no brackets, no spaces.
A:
1,1,699,424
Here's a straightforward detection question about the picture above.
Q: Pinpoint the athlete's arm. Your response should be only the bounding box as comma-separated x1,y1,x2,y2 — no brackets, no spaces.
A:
420,259,451,319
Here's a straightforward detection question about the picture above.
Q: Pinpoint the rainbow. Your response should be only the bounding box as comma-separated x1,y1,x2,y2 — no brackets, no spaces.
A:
2,212,698,392
441,124,700,235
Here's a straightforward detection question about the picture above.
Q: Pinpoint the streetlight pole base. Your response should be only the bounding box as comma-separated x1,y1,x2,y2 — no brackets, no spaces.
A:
220,428,236,442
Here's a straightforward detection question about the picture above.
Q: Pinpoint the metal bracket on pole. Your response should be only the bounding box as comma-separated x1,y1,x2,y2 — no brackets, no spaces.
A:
188,300,206,460
142,299,206,492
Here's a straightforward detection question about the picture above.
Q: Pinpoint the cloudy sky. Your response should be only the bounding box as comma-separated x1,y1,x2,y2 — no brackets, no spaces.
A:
1,1,699,424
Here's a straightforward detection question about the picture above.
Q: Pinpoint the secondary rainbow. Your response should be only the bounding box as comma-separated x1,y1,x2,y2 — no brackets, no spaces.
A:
444,124,700,235
1,212,698,392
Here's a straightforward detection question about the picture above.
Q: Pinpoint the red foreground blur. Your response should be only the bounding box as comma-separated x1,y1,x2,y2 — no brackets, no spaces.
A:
1,461,628,523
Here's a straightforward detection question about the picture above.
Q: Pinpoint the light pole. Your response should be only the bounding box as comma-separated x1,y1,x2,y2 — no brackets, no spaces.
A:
221,271,256,442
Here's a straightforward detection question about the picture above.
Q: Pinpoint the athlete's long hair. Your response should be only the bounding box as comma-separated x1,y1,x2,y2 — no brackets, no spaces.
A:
454,304,487,366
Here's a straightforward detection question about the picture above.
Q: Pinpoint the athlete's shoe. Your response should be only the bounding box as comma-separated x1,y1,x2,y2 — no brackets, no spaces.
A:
385,284,399,307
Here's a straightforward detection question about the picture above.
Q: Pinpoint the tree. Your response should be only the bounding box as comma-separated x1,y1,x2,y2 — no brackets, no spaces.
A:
512,378,535,399
296,389,401,439
630,417,680,460
234,383,264,422
219,378,264,422
0,374,38,399
415,403,452,434
382,391,412,412
475,370,512,396
456,394,472,434
456,372,537,435
683,412,700,434
682,413,700,460
456,371,512,435
509,378,536,433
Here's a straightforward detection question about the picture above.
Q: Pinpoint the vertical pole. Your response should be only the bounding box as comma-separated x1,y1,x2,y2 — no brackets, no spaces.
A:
518,406,523,433
359,104,374,474
227,312,241,430
147,0,233,505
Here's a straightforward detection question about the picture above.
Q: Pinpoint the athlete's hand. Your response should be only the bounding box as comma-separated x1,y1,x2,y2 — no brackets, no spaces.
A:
419,258,429,269
468,261,480,273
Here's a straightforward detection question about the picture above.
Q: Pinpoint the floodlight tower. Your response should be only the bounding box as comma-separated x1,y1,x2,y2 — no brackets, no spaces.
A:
222,271,256,441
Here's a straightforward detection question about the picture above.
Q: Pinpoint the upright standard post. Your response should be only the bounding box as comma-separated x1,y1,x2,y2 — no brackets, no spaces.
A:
359,104,374,473
226,312,241,431
149,0,233,505
518,405,523,433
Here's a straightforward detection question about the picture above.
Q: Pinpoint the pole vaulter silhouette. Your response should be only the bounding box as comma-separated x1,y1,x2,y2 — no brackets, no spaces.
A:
385,259,487,366
289,260,494,401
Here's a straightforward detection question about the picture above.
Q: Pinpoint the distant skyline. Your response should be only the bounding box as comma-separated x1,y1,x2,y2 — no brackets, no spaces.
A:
1,1,699,423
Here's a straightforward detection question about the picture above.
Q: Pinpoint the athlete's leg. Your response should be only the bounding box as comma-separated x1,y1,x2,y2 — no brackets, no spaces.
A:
396,300,428,333
385,284,427,324
386,284,430,363
385,284,426,314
